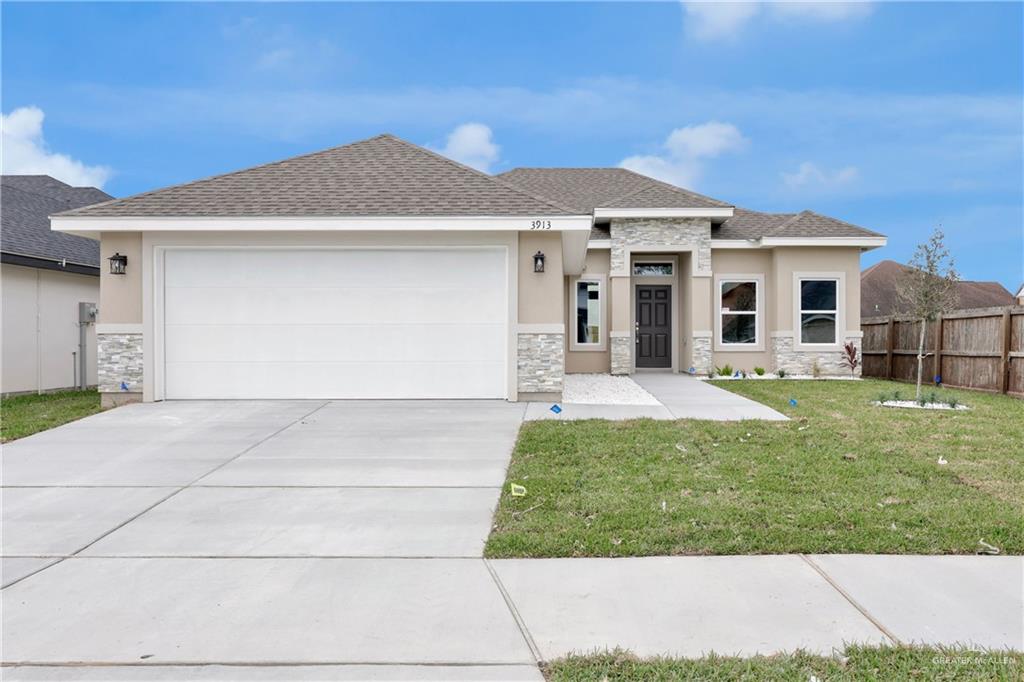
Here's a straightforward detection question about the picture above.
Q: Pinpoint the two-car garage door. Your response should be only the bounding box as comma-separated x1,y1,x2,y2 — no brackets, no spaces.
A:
162,248,508,399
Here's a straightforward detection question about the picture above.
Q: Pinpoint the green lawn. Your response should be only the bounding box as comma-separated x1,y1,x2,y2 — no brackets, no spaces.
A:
486,379,1024,557
1,389,104,442
545,646,1022,681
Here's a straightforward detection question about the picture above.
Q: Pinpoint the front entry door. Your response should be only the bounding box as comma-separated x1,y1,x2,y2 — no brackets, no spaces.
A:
635,285,671,368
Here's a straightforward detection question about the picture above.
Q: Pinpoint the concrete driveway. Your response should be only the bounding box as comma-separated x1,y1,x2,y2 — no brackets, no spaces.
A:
2,399,542,679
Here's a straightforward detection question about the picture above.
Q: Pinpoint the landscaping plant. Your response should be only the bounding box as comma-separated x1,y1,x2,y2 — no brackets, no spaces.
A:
841,341,860,377
898,228,960,401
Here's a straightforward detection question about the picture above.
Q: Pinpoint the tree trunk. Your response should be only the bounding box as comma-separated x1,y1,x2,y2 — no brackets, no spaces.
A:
916,318,927,401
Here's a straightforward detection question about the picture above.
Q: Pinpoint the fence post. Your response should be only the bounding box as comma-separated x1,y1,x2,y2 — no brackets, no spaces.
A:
1002,308,1012,394
885,316,895,380
934,314,943,384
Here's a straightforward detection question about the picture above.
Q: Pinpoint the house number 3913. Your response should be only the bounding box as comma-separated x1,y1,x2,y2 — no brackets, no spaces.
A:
530,220,552,230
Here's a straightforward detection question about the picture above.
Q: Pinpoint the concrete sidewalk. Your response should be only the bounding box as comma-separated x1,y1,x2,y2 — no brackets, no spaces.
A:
4,555,1019,679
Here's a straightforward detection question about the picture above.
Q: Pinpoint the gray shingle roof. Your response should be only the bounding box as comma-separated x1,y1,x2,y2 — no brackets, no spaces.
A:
714,208,882,241
56,134,579,218
498,168,731,212
2,176,112,267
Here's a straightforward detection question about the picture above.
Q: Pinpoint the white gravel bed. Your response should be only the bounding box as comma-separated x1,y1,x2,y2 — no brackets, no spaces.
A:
562,374,662,405
873,400,970,411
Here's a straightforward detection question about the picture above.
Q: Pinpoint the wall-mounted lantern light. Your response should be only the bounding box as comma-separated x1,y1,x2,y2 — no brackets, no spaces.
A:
108,252,128,275
533,251,546,273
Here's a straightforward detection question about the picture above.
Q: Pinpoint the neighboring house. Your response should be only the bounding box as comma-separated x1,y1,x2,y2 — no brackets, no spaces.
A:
1,175,112,395
1016,284,1024,306
50,134,886,406
861,259,1014,318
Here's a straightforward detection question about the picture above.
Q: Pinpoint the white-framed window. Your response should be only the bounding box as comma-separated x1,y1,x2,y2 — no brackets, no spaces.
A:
633,261,674,277
797,277,840,345
715,274,764,351
570,275,606,351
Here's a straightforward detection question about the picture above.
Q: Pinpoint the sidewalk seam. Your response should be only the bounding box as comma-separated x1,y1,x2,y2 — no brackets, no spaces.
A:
483,559,544,665
799,554,902,646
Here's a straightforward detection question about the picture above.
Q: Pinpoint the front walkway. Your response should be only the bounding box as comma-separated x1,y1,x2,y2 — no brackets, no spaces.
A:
634,373,788,421
525,373,788,421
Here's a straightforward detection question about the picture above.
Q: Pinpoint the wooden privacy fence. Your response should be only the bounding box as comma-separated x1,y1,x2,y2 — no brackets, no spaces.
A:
862,305,1024,397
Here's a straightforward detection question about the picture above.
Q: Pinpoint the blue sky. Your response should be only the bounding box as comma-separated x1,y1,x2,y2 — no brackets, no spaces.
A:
3,2,1022,289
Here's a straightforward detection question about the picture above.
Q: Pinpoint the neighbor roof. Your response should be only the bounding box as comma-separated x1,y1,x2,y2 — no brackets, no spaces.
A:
55,134,580,218
714,208,883,241
497,168,731,212
861,259,1014,317
2,176,112,267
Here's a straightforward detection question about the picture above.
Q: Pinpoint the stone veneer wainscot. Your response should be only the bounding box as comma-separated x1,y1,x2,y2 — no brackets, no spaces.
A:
771,334,862,376
97,332,144,399
517,332,564,394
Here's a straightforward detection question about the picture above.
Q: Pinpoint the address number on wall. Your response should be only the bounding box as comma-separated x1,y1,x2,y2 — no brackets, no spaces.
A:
530,220,553,230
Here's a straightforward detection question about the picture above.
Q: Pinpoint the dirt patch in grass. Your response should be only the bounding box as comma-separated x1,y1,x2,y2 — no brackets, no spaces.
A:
486,379,1024,557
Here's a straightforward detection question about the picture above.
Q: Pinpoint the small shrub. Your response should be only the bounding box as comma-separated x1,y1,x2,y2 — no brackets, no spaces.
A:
892,390,902,401
841,341,860,377
947,397,959,409
716,364,733,377
777,368,787,378
754,367,766,376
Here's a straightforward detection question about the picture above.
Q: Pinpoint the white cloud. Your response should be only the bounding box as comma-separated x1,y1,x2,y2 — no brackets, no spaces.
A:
1,107,111,188
620,121,747,188
683,2,873,42
782,161,859,190
434,123,500,172
683,2,760,41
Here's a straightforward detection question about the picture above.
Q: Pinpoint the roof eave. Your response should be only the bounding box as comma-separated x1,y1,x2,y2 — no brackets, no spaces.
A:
712,236,888,251
50,213,595,235
593,207,734,219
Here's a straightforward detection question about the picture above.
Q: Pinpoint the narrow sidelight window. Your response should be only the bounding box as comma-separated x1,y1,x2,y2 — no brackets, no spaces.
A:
720,280,758,345
575,280,602,345
799,279,838,344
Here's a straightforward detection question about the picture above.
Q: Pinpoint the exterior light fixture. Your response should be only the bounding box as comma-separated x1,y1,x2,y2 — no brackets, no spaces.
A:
108,252,128,275
533,251,546,273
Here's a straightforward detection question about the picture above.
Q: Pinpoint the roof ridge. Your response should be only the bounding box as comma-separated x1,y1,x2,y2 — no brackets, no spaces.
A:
383,137,583,215
53,133,397,218
2,182,80,206
763,211,809,236
613,168,733,208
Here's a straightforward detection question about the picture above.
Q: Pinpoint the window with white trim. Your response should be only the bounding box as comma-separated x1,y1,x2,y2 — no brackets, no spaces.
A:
719,280,758,345
573,278,604,350
799,279,839,344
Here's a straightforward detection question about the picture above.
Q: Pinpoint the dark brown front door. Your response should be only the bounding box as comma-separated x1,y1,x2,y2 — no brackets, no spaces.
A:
636,285,671,368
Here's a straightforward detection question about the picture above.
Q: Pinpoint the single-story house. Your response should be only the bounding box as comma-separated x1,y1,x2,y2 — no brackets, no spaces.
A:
861,259,1015,317
2,175,112,395
50,134,886,406
1016,284,1024,306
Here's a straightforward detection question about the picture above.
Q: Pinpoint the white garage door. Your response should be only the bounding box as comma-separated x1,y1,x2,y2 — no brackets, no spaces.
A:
162,248,508,399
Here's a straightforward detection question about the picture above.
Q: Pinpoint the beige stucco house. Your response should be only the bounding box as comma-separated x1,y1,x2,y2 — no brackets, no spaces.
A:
50,134,886,407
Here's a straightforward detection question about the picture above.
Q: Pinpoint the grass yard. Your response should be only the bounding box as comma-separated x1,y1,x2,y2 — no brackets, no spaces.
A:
544,646,1022,681
486,379,1024,557
0,389,104,442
